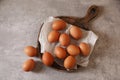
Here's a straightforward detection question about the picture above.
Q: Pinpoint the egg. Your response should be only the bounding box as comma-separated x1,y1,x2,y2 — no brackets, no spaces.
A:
64,56,76,69
59,33,70,46
79,42,90,56
42,52,54,66
70,26,82,40
22,59,35,72
67,44,80,56
24,46,37,57
52,20,66,31
48,30,60,43
54,46,66,59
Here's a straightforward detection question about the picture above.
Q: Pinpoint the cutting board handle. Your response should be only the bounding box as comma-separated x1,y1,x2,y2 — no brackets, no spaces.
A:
83,5,99,23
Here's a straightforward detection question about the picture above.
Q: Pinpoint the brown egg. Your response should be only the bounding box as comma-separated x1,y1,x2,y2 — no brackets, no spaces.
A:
64,56,76,69
22,59,35,72
79,42,90,56
52,20,66,31
59,33,70,46
70,26,82,40
67,44,80,56
54,46,66,59
42,52,54,66
48,30,60,43
24,46,37,57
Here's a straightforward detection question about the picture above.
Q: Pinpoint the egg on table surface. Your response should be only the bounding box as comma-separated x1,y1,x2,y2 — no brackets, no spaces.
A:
59,33,70,46
67,44,80,56
79,42,91,56
42,52,54,66
64,56,76,69
70,25,82,40
22,59,35,72
52,20,66,31
24,46,37,57
54,46,67,59
48,30,60,43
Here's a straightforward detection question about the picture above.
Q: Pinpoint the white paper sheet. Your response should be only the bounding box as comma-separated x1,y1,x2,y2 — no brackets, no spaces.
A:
39,16,98,68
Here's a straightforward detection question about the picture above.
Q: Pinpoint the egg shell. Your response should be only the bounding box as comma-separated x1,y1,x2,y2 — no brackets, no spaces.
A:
79,42,90,56
67,44,80,56
24,46,37,57
64,56,76,69
22,59,35,72
70,26,82,40
48,30,60,43
54,46,67,59
59,33,70,46
52,20,66,31
42,52,54,66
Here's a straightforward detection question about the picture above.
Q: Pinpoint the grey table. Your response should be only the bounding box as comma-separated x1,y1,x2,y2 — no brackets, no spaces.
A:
0,0,120,80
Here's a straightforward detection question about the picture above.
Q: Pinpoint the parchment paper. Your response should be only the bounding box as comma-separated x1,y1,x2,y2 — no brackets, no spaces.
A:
39,16,98,68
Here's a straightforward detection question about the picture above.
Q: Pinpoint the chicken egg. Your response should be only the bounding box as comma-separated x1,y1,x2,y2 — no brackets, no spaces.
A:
79,42,90,56
42,52,54,66
59,33,70,46
22,59,35,72
64,56,76,69
70,26,82,40
52,20,66,31
67,44,80,56
24,46,37,57
48,30,60,43
54,46,66,59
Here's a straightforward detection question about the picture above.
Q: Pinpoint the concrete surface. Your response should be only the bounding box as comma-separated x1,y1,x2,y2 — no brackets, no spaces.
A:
0,0,120,80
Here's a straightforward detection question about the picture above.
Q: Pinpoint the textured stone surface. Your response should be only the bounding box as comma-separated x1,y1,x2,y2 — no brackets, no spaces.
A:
0,0,120,80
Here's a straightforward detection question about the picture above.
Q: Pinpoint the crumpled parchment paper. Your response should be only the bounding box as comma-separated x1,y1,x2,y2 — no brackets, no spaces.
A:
39,16,98,68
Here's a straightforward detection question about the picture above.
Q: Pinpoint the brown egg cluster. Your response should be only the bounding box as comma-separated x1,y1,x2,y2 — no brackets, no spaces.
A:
22,19,91,72
22,46,37,72
45,19,91,69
